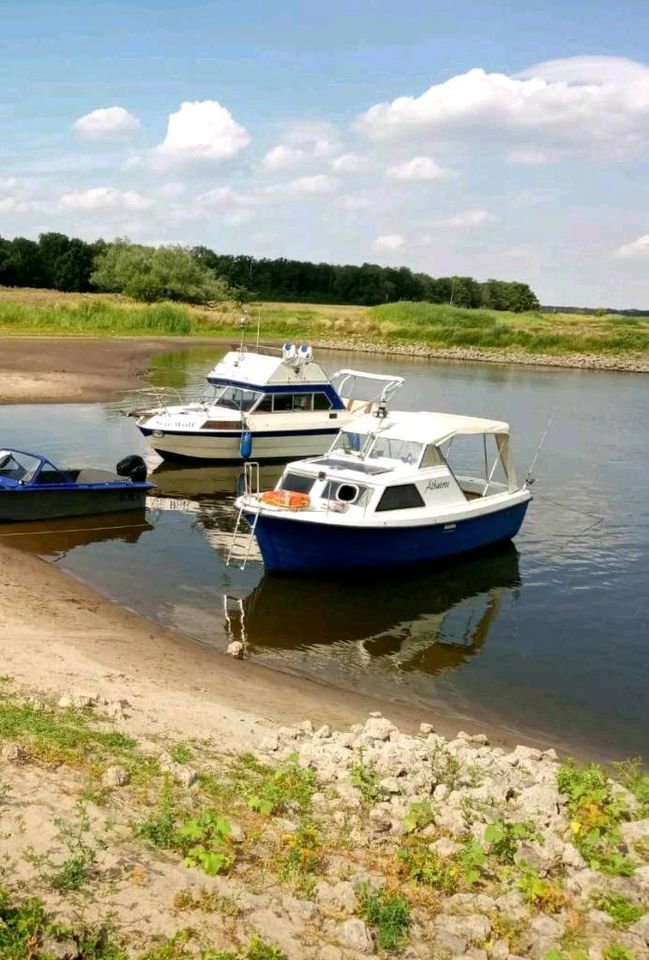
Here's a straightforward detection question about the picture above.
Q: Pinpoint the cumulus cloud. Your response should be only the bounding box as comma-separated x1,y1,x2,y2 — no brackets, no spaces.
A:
375,234,405,251
263,145,306,169
440,209,495,228
285,174,337,195
331,153,371,173
614,235,649,259
154,100,250,165
358,57,649,159
281,120,339,156
0,177,46,213
386,156,454,181
60,187,150,212
73,106,141,141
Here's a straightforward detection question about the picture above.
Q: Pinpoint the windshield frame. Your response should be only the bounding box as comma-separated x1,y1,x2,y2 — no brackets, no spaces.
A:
329,431,425,466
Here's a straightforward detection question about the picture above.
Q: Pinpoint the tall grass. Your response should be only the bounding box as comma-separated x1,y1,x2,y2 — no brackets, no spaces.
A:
0,299,206,335
371,302,649,355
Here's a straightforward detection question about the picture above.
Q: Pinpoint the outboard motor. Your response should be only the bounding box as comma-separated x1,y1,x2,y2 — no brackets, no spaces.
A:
116,454,148,483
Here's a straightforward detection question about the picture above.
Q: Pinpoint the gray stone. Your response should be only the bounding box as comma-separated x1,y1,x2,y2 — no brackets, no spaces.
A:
336,918,374,953
542,747,559,761
490,940,510,960
433,913,491,943
39,936,79,960
229,820,245,843
620,818,649,844
529,915,565,940
316,880,358,913
443,894,495,916
380,776,402,795
433,930,468,954
102,765,130,787
315,724,332,739
419,722,434,735
1,743,27,762
226,640,244,658
431,837,460,859
629,913,649,942
362,716,394,741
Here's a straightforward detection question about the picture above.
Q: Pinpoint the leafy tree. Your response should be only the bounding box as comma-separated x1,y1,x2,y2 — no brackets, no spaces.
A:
92,240,230,303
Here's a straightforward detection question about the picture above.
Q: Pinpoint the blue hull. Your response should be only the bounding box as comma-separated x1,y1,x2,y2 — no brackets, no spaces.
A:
252,501,530,573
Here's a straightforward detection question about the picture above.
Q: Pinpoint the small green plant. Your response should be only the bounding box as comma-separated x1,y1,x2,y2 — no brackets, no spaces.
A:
429,742,461,790
516,868,566,913
558,762,636,876
592,891,644,928
247,754,316,816
350,752,381,803
133,776,178,849
169,743,193,764
603,947,637,960
359,885,411,953
278,823,323,897
613,757,649,816
484,818,542,865
403,799,434,833
177,811,233,876
457,837,487,886
397,837,459,891
244,935,286,960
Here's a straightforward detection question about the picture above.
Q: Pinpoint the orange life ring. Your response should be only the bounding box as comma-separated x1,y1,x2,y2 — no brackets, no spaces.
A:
260,489,310,510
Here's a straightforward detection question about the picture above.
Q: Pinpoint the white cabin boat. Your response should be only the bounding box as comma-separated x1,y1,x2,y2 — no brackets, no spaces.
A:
230,409,532,572
133,343,403,463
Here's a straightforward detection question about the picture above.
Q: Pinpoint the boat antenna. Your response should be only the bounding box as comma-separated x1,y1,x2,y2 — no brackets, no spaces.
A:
525,407,554,486
256,308,261,351
238,315,247,357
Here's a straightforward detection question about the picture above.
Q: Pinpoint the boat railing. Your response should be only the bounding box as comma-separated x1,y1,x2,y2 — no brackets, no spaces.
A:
226,461,261,570
331,369,405,405
127,386,185,416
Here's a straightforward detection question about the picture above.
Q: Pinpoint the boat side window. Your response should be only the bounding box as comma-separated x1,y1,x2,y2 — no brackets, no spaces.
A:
0,451,40,483
280,472,315,494
34,468,71,485
313,392,332,410
256,394,273,412
215,386,262,411
331,432,370,455
420,444,444,468
376,483,425,512
272,393,314,412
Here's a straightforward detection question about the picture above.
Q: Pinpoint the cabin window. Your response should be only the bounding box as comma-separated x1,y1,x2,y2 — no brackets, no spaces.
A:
330,431,371,455
376,484,425,512
272,394,293,412
213,385,262,412
292,394,312,412
313,392,332,410
272,393,314,412
255,395,273,412
280,472,315,494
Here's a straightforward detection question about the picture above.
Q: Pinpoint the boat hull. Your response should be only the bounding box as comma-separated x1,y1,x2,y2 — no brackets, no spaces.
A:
139,427,341,463
0,486,149,523
250,500,530,573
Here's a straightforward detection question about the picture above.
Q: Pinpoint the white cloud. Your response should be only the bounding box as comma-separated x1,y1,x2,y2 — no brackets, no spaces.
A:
154,100,250,165
386,156,454,181
375,234,405,251
263,145,306,170
338,194,371,211
0,178,46,213
73,106,141,141
331,152,371,173
60,187,150,212
440,209,495,228
358,57,649,159
507,149,555,165
286,174,337,195
281,121,339,156
614,235,649,259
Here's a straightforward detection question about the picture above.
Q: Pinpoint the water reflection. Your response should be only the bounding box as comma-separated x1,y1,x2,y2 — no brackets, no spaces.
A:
0,510,152,560
240,544,521,678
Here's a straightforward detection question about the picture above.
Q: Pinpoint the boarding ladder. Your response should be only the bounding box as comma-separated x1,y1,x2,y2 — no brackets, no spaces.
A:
226,461,260,570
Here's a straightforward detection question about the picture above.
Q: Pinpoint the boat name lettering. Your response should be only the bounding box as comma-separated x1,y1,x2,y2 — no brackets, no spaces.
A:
426,478,450,491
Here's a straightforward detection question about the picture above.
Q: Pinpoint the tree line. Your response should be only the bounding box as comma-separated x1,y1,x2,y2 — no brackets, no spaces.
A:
0,232,540,312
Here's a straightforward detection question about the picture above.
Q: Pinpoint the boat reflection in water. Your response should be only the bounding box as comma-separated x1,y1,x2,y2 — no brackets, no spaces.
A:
0,510,152,561
237,544,521,679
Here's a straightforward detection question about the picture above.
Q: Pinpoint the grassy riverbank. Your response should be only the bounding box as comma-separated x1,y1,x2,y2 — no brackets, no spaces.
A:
1,287,649,364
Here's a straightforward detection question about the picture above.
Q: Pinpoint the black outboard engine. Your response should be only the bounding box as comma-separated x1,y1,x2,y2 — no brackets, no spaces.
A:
116,454,148,483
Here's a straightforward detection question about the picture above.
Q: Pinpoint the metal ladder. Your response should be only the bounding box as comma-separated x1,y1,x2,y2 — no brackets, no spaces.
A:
226,461,260,570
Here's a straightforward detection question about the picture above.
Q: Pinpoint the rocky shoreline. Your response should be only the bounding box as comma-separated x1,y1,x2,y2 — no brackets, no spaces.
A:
312,339,649,374
1,681,647,960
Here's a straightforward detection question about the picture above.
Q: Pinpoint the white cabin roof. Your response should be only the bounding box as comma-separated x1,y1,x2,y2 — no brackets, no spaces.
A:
208,350,331,387
343,410,510,445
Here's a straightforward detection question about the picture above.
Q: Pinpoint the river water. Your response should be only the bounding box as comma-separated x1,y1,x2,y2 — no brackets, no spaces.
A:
2,347,647,761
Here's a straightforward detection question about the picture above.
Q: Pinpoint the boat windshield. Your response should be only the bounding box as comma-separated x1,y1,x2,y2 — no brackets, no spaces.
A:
0,450,42,483
330,432,424,465
208,384,263,412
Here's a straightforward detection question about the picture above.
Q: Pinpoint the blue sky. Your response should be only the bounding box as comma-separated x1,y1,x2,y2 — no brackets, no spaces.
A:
3,0,649,305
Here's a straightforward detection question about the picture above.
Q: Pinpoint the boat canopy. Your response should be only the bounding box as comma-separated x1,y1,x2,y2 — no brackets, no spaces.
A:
207,349,331,388
341,411,510,446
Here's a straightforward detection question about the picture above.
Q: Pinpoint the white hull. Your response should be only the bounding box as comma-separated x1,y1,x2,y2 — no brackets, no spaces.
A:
145,429,341,462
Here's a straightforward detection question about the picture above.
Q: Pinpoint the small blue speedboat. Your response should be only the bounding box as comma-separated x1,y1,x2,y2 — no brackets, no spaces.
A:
0,450,153,523
229,409,532,573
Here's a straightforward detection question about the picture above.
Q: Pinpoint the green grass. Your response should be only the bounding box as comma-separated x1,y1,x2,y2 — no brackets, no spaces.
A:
1,288,648,358
593,891,644,928
0,694,135,768
358,886,411,953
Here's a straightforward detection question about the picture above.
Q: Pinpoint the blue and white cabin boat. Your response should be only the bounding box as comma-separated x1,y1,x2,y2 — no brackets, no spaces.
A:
230,409,532,572
134,343,403,463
